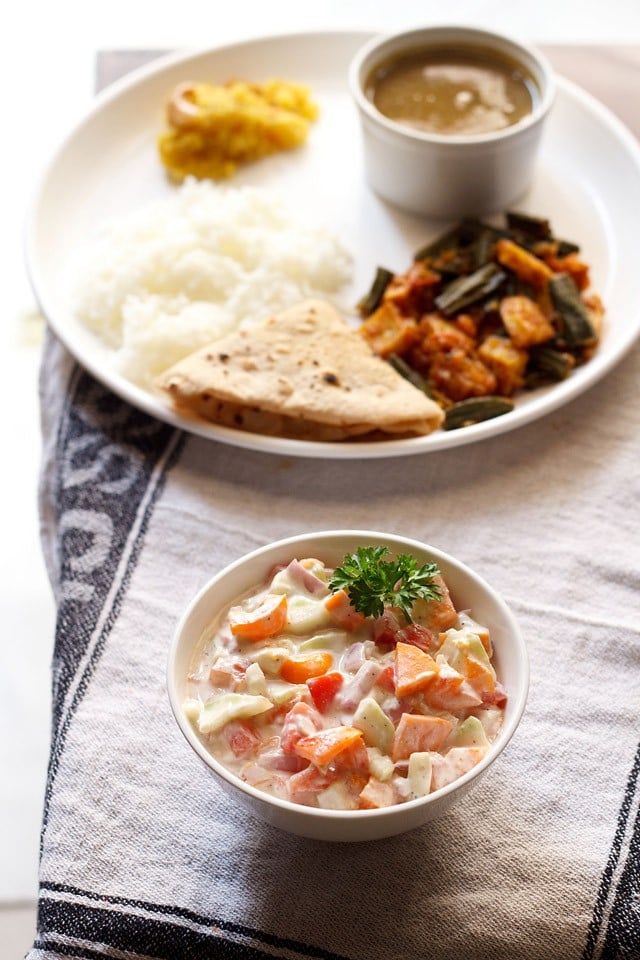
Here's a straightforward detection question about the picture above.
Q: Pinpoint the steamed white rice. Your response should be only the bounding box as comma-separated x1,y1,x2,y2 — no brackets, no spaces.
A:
72,179,353,388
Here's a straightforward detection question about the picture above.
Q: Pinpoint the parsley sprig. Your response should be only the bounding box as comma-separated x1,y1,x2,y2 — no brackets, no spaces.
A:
328,546,442,622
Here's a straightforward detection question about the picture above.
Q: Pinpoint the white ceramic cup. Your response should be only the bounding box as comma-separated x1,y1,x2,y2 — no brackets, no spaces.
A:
349,25,556,219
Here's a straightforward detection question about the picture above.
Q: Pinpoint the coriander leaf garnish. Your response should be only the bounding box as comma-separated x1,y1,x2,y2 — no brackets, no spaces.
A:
329,546,441,622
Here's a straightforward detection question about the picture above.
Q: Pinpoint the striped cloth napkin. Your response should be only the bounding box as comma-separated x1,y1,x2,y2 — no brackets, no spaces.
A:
29,315,640,960
28,46,640,960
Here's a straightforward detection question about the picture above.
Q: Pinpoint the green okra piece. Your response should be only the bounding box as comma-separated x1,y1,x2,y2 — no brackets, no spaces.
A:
549,273,597,347
434,263,506,316
357,266,394,316
444,396,514,431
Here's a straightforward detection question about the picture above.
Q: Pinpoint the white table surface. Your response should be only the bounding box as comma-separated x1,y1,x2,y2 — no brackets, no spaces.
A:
3,0,640,953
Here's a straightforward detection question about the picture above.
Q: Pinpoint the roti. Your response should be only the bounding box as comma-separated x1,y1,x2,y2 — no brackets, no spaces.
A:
155,299,444,440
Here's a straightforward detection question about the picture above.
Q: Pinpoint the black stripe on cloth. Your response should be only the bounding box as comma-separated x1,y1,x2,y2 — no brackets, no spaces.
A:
41,369,184,840
583,741,640,960
36,888,353,960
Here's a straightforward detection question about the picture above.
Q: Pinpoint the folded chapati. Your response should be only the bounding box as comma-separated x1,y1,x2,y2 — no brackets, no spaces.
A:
156,300,444,440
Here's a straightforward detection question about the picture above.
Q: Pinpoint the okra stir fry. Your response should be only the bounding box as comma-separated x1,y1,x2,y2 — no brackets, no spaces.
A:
358,212,604,430
184,549,506,811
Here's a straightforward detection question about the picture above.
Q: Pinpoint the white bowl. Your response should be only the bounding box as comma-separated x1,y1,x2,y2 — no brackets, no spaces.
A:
349,25,556,218
167,530,528,842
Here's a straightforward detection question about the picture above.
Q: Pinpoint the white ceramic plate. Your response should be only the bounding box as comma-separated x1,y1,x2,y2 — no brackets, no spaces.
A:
26,31,640,460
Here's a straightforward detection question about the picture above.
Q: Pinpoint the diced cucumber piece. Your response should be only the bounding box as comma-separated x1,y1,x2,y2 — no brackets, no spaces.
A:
285,595,333,634
270,567,299,597
438,628,496,683
367,747,394,782
474,706,503,740
198,693,273,734
270,560,329,597
458,612,492,654
252,646,292,675
353,696,395,754
448,716,490,749
245,662,267,696
407,752,433,799
182,698,201,723
265,680,308,705
299,629,349,651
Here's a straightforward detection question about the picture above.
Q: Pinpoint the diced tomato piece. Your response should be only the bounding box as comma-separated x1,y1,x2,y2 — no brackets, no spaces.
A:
391,713,453,761
209,656,247,688
242,763,288,796
280,701,324,755
307,671,344,712
288,764,336,796
383,696,405,725
397,623,436,653
430,747,486,792
331,738,370,777
481,683,508,708
372,610,402,646
223,720,261,757
294,726,364,767
395,642,438,698
324,590,366,631
280,652,333,684
375,664,396,693
258,749,307,773
229,593,288,641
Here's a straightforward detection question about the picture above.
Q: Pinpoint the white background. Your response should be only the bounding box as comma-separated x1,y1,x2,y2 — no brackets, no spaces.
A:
3,0,640,954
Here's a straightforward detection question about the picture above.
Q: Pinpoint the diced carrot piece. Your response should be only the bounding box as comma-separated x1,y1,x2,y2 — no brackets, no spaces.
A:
421,665,483,711
294,726,364,766
464,656,496,696
391,713,453,761
229,593,287,641
375,664,396,693
477,628,492,657
324,590,366,631
395,642,438,698
307,671,344,712
280,652,333,684
495,238,553,289
280,701,323,754
359,777,398,809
